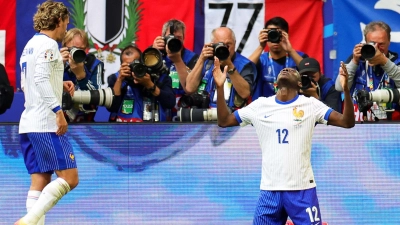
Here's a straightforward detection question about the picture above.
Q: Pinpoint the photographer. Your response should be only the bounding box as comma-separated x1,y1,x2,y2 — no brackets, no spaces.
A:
61,28,105,122
335,21,400,120
152,19,199,120
298,58,341,112
249,17,308,100
186,27,256,112
107,45,175,122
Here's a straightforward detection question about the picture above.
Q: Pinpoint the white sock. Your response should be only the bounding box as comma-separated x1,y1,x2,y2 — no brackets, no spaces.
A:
23,178,71,224
26,190,45,225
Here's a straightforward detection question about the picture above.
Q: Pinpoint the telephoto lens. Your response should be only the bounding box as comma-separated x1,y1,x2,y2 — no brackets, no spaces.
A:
129,59,147,78
164,35,182,53
68,47,86,63
361,42,376,60
267,29,281,43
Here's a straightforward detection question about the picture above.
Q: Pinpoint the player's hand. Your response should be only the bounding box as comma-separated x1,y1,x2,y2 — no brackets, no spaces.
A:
200,43,214,62
339,61,349,92
152,36,165,50
352,43,363,64
212,56,228,89
60,47,70,64
56,110,68,136
63,81,75,96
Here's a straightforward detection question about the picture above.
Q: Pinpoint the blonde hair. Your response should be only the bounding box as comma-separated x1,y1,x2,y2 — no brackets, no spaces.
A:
33,0,69,32
62,28,89,49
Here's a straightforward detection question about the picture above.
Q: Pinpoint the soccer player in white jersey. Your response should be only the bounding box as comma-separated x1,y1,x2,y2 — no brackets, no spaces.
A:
212,56,355,225
15,1,78,225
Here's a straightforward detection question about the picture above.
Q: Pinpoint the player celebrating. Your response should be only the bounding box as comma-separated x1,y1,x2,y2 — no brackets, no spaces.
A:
212,56,355,225
15,1,79,225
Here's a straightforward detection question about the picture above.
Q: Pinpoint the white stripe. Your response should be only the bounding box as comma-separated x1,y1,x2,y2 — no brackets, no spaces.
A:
0,30,5,65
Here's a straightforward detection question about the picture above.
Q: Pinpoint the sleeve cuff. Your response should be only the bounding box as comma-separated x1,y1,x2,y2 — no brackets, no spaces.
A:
233,110,242,124
52,106,61,113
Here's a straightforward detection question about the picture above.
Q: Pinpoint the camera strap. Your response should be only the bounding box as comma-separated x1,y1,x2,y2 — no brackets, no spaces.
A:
269,52,289,93
365,62,388,91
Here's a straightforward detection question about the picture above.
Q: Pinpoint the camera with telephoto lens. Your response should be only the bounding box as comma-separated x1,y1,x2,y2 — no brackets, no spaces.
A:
178,107,218,122
266,28,282,43
356,88,400,113
180,90,211,109
164,34,183,53
68,47,86,63
62,87,114,111
129,47,169,79
210,42,230,61
300,75,317,90
361,42,376,60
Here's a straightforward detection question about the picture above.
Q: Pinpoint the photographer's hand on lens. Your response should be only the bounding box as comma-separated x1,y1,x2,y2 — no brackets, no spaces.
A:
200,43,214,62
258,29,268,48
119,63,132,78
132,72,153,87
352,43,363,64
60,47,70,64
68,55,86,80
367,45,388,66
152,36,166,51
166,44,182,63
280,31,293,53
299,81,319,99
212,57,228,89
63,81,75,97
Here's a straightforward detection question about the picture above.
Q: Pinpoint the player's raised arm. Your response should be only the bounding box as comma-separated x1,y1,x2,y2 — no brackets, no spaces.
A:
327,61,355,128
213,57,239,127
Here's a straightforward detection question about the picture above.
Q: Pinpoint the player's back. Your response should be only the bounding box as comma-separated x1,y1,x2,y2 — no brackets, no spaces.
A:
19,34,64,133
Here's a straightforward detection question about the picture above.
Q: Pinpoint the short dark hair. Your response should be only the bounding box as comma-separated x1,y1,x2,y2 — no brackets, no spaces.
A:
264,17,289,33
162,19,186,39
120,44,142,64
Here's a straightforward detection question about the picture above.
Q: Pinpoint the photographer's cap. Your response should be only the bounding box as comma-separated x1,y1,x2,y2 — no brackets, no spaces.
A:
298,57,320,74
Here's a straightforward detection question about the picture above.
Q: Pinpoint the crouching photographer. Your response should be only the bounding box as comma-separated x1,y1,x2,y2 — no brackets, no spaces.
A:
298,58,341,112
107,45,175,122
61,28,105,122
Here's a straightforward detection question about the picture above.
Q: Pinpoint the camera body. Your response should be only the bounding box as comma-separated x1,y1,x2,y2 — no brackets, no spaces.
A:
180,90,211,109
164,34,183,53
68,47,86,63
129,59,147,78
300,75,316,90
266,28,282,43
129,47,169,79
210,42,230,61
361,42,376,60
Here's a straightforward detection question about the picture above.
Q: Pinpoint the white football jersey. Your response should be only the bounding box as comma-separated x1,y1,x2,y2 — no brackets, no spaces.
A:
19,34,64,133
235,95,333,190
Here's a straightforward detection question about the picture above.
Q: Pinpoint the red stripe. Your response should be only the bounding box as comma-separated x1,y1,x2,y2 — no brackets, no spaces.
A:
135,0,195,52
0,0,16,89
265,0,324,72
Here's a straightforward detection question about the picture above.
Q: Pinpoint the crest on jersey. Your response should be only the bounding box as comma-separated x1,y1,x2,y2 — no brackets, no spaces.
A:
292,106,304,121
69,152,75,161
44,49,54,61
69,0,142,64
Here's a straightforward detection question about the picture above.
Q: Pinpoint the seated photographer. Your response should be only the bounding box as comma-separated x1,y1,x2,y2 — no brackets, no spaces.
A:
107,45,175,122
298,58,341,112
186,27,256,112
249,17,308,100
152,19,199,120
335,21,400,121
61,28,105,122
